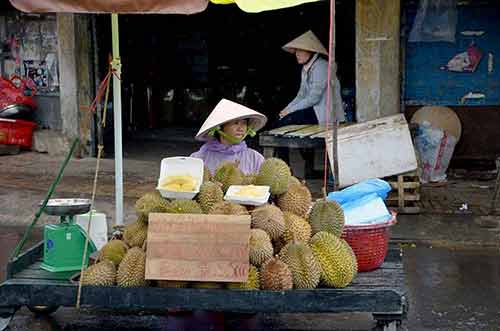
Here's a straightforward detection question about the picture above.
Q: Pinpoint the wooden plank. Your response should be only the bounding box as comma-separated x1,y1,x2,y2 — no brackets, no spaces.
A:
146,213,251,282
309,123,351,139
24,260,44,270
259,134,324,149
391,206,421,214
353,269,405,286
385,246,403,262
387,194,420,202
0,281,404,314
398,175,404,209
6,242,44,279
13,265,75,281
265,125,312,136
389,182,420,189
284,125,325,138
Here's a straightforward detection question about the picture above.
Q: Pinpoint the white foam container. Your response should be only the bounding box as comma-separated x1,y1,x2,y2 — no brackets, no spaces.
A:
75,210,108,251
156,157,204,200
224,185,270,206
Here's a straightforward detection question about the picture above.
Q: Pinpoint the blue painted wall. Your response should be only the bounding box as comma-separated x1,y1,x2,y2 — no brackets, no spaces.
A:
404,4,500,106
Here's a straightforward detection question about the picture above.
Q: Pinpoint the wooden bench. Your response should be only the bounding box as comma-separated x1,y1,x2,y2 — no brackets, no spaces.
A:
0,242,408,330
259,125,328,178
259,124,327,158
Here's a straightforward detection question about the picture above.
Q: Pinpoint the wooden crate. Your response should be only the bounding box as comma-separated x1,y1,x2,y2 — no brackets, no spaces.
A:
385,171,421,214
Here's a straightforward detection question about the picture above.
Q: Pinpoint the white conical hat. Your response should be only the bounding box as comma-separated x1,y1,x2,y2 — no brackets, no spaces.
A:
195,99,268,141
282,30,328,56
411,106,462,140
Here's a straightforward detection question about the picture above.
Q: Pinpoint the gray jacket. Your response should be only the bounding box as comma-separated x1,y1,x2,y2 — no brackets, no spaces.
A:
285,56,345,124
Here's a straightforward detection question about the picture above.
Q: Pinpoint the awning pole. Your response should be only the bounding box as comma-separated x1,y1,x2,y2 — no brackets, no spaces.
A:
330,0,339,191
111,13,124,226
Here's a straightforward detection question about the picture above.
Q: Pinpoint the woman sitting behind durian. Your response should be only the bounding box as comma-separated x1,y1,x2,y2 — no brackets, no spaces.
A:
190,98,268,174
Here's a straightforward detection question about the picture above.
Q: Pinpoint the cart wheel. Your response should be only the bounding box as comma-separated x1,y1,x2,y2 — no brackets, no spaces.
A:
27,305,59,316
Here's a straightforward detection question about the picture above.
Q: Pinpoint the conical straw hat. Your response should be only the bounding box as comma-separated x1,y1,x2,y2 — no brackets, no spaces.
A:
282,30,328,56
411,106,462,140
195,99,268,141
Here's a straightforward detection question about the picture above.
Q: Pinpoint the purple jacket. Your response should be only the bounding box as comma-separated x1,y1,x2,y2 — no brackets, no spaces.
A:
190,139,264,175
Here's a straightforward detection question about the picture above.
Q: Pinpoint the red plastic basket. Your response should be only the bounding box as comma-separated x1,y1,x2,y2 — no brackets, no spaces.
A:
341,213,397,272
0,118,37,148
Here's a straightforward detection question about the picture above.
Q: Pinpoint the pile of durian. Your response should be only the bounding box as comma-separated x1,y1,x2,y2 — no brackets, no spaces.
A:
80,157,358,290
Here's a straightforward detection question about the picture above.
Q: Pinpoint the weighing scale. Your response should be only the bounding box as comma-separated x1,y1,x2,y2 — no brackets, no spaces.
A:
40,198,97,272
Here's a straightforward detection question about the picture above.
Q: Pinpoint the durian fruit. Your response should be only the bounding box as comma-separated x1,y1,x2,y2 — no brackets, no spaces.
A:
191,282,224,289
260,256,293,290
249,229,274,267
279,241,321,289
137,213,148,224
276,183,312,218
289,176,303,186
246,205,256,214
255,158,291,195
242,173,257,185
309,231,358,288
165,199,203,214
196,181,224,213
117,247,148,287
273,238,286,256
251,204,285,240
309,200,345,237
213,161,244,192
123,219,148,248
203,165,212,183
227,265,260,290
281,212,311,244
81,260,116,286
98,239,128,266
208,201,249,215
157,280,190,288
134,191,170,220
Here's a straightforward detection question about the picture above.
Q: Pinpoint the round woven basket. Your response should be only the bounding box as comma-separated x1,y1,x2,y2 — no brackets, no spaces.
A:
341,213,397,272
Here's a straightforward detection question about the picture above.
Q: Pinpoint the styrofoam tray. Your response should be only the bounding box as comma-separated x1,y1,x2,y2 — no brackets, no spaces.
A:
156,157,204,200
224,185,270,206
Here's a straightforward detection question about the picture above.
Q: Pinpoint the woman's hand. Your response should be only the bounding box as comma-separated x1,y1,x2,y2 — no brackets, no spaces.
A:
279,109,290,119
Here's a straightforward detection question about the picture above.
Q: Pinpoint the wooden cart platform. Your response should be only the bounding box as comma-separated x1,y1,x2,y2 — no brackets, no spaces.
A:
0,242,408,330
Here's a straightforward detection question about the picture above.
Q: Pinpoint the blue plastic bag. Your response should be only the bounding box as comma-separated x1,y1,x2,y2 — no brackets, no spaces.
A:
341,193,392,225
327,178,392,207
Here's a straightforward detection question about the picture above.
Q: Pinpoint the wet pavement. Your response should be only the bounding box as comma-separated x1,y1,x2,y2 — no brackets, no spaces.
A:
2,226,500,330
404,246,500,331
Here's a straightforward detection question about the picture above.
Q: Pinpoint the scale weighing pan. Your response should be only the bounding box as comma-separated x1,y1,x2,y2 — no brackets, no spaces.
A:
41,198,91,216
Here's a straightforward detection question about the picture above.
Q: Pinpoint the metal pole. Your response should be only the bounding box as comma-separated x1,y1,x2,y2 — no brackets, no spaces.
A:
330,0,339,191
111,13,123,226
